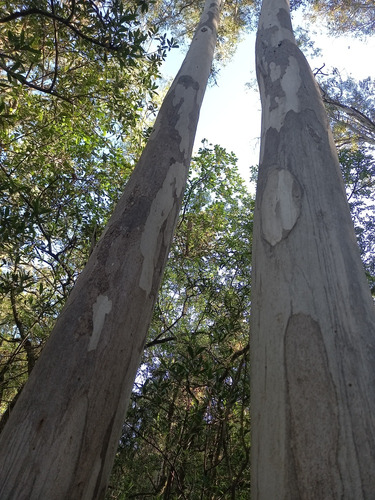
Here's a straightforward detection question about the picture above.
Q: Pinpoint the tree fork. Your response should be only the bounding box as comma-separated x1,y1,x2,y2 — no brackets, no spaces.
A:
251,0,375,498
0,0,222,497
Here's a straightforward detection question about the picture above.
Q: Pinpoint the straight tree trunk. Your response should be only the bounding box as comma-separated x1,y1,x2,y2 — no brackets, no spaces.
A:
251,0,375,498
0,1,222,497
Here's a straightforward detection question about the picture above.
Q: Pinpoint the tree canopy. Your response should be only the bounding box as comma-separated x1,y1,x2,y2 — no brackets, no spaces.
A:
310,0,375,36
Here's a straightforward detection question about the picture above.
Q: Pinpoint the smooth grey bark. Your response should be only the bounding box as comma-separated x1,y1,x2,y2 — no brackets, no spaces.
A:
0,1,222,497
251,0,375,498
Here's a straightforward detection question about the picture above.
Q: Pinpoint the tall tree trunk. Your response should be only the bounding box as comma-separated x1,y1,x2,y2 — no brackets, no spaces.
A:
0,1,222,497
251,0,375,498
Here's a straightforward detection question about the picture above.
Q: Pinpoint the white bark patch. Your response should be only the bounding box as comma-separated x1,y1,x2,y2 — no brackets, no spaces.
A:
261,169,302,246
88,295,112,351
139,162,186,295
260,2,294,47
269,61,281,82
265,56,301,132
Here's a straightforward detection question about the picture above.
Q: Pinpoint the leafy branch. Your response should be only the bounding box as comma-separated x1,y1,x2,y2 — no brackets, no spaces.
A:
0,7,123,52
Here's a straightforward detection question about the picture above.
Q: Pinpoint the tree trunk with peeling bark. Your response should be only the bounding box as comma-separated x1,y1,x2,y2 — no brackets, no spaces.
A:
0,1,222,497
251,0,375,498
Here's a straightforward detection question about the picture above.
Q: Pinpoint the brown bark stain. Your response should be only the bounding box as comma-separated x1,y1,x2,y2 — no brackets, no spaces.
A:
284,313,341,499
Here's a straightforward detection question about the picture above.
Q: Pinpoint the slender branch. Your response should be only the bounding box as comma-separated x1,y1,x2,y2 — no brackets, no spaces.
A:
146,292,191,348
145,336,176,349
320,86,375,144
324,96,375,130
313,62,327,77
0,51,18,61
49,0,59,93
9,286,27,341
87,0,106,28
66,0,75,23
9,284,36,374
123,422,186,495
230,343,249,362
0,59,72,102
152,0,196,30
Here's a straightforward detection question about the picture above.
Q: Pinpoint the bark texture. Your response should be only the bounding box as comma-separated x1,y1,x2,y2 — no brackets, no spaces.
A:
251,0,375,498
0,1,222,498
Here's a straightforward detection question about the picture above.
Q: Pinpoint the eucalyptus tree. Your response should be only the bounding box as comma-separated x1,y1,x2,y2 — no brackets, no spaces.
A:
0,0,224,497
0,0,165,428
107,145,252,499
251,0,375,498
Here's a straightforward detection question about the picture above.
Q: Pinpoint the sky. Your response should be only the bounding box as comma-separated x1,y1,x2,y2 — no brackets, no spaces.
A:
160,10,375,192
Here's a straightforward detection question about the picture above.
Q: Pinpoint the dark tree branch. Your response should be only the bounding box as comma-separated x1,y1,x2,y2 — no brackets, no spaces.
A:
145,336,176,349
0,59,72,102
323,95,375,131
49,0,59,93
87,0,106,28
66,0,75,22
